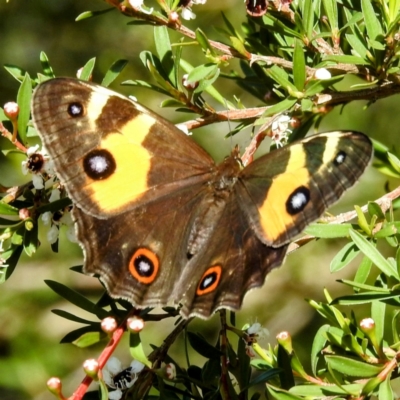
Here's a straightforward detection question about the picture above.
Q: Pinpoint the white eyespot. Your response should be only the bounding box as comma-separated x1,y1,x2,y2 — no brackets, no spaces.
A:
88,155,109,174
290,191,308,210
335,152,346,164
138,259,151,273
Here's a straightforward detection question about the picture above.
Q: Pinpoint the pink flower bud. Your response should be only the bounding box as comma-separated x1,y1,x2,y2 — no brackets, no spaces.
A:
127,316,145,332
3,102,19,120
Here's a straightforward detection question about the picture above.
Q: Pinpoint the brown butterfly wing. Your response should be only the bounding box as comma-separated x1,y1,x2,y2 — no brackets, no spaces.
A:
75,178,287,319
237,131,373,247
32,78,214,217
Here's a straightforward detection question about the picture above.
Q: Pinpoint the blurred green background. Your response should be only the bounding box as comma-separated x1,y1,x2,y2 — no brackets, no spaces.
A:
0,1,399,399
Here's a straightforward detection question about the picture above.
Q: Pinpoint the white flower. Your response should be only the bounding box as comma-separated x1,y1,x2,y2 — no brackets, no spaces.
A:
102,357,145,399
271,115,293,147
47,224,59,244
247,322,269,338
128,0,153,14
32,174,44,190
181,7,196,20
21,145,54,186
314,68,331,80
41,211,52,226
49,189,60,203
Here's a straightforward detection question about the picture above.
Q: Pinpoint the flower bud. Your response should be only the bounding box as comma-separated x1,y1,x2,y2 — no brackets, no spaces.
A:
3,102,19,120
127,316,145,332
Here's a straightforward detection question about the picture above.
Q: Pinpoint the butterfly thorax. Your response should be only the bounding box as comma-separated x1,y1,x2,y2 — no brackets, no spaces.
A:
186,154,241,257
211,152,242,196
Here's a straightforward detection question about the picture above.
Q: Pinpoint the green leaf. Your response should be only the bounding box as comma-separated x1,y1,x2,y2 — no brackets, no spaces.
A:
186,62,217,83
361,0,384,41
311,325,329,375
4,64,27,82
259,98,297,118
187,332,222,359
266,65,297,93
378,375,394,400
39,52,55,78
0,203,19,215
346,33,369,59
368,202,385,220
330,242,360,272
302,0,314,40
75,8,114,21
60,326,102,344
79,58,96,81
121,79,171,97
51,309,99,325
392,310,400,343
17,73,32,144
326,355,384,377
101,59,128,87
339,279,390,293
354,257,372,283
73,331,104,348
333,291,400,305
304,75,344,97
195,28,216,57
129,333,151,368
322,54,369,65
23,220,38,256
0,245,23,283
45,280,110,319
267,384,303,400
362,376,384,395
305,223,352,238
349,229,399,279
322,0,338,30
291,383,363,396
180,59,229,106
371,300,385,346
293,40,305,91
154,26,176,87
245,369,281,390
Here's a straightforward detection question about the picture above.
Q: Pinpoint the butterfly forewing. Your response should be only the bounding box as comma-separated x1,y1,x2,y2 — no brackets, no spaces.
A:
238,131,373,247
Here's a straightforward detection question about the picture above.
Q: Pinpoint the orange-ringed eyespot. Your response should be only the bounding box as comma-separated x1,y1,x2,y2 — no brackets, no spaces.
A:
129,248,159,285
197,265,222,296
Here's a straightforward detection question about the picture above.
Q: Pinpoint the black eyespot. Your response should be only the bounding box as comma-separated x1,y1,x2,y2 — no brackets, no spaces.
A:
67,102,84,117
334,150,346,166
286,186,310,215
83,149,116,180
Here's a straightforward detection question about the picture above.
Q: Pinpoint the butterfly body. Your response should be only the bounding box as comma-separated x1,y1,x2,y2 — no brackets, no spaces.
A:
32,78,373,319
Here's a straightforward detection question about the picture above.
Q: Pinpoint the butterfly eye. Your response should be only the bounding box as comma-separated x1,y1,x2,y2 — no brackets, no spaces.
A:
129,248,160,284
197,265,222,296
67,102,85,117
83,149,116,180
286,185,310,215
334,150,347,166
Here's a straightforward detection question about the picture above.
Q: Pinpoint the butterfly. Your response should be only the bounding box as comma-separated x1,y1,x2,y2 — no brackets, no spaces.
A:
31,77,373,319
